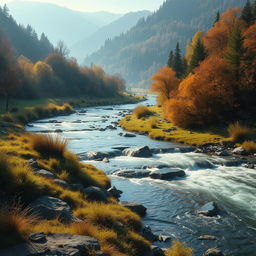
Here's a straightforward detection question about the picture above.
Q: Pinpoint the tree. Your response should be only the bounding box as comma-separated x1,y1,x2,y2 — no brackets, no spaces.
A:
215,11,220,25
167,50,174,68
172,43,184,78
54,41,70,58
253,1,256,21
150,66,180,105
224,23,245,78
187,38,207,73
241,0,254,25
0,34,21,112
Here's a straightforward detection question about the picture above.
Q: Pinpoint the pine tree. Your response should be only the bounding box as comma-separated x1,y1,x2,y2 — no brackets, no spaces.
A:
241,0,253,25
172,42,184,78
188,38,207,73
253,1,256,22
224,23,245,78
167,50,174,68
214,11,220,25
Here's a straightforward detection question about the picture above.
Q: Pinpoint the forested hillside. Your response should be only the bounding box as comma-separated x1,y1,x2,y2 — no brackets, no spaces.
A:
84,0,247,88
0,5,53,62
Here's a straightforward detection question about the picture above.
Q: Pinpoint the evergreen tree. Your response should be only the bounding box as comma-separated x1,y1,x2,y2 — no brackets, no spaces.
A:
214,11,220,25
188,38,207,73
172,42,184,78
224,23,245,78
253,1,256,22
241,0,253,25
167,50,174,67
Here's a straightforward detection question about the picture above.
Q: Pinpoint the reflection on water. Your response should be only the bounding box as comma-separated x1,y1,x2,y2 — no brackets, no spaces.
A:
27,95,256,256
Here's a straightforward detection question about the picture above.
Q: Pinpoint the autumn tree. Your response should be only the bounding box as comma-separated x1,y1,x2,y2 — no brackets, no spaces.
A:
0,33,21,112
150,66,180,106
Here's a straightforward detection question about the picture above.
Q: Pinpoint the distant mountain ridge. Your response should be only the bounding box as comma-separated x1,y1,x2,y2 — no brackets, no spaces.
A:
71,10,151,62
84,0,248,88
8,1,123,47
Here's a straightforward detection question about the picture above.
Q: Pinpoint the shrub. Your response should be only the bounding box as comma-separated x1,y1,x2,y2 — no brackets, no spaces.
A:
242,141,256,153
30,134,68,158
228,122,250,142
165,241,194,256
149,117,159,129
0,204,37,249
133,105,153,119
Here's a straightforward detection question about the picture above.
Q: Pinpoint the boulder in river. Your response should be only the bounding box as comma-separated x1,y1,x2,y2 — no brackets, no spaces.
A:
120,201,147,216
107,186,123,199
83,186,110,202
29,196,76,223
142,226,159,242
114,169,151,179
198,202,220,217
205,248,224,256
150,245,165,256
149,168,186,180
119,132,136,138
232,147,247,155
123,146,152,158
198,235,217,240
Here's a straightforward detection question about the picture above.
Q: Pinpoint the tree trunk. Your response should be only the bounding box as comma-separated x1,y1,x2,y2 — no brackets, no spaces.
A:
5,94,9,112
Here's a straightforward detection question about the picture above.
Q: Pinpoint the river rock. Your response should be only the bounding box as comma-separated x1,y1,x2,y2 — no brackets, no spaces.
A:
198,202,220,217
215,150,230,157
54,129,63,133
27,158,41,170
232,147,247,155
35,169,56,179
142,226,159,242
123,146,152,157
83,186,110,202
119,132,136,138
159,235,172,242
120,201,147,216
107,186,123,199
150,246,165,256
53,179,70,189
29,196,75,223
198,235,217,240
149,168,186,180
114,169,151,178
205,248,224,256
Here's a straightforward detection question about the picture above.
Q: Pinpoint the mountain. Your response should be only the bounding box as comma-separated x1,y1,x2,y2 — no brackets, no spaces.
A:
71,10,151,62
7,1,123,47
84,0,248,88
0,5,53,62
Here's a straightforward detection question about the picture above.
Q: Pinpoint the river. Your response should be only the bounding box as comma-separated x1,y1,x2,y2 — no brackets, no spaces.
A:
26,95,256,256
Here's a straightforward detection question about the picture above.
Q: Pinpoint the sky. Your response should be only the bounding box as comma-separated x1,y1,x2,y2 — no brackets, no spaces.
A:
1,0,165,13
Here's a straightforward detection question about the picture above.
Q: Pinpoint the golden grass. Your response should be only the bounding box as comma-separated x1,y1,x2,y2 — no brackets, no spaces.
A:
165,241,194,256
242,140,256,153
120,106,229,146
0,204,37,249
133,105,153,119
228,122,251,143
30,134,68,158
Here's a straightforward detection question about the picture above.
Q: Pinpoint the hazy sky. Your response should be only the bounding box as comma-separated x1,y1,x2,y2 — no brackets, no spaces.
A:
2,0,165,13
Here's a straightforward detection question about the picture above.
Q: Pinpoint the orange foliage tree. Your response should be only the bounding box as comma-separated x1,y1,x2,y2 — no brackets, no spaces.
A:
165,56,236,127
150,66,180,106
203,7,241,56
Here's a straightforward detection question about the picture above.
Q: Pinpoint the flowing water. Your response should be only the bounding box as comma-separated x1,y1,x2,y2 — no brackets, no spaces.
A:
26,96,256,256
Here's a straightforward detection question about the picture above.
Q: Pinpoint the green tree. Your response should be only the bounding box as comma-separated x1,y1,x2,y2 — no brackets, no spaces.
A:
187,38,207,73
172,42,184,78
241,0,253,25
214,11,220,25
224,23,245,79
253,1,256,21
167,50,174,68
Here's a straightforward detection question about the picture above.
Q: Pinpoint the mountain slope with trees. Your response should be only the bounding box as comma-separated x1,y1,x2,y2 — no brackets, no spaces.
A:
0,5,53,62
84,0,247,88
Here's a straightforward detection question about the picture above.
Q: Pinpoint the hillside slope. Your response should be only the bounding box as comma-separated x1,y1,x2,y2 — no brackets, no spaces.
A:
84,0,247,88
71,10,151,62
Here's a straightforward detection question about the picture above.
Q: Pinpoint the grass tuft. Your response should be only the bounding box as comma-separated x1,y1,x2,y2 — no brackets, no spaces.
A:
30,134,68,158
242,140,256,153
165,241,194,256
133,105,153,119
228,122,250,143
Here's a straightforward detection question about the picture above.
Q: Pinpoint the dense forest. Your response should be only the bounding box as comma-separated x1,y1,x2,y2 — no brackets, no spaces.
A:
84,0,247,88
0,5,53,62
151,1,256,128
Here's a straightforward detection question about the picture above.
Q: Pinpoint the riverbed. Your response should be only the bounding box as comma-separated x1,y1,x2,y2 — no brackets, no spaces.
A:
26,95,256,256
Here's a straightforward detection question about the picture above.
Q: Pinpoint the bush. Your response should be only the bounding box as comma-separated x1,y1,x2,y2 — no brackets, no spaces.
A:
149,117,159,129
228,122,250,142
133,105,153,119
165,241,194,256
30,134,68,158
242,141,256,153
